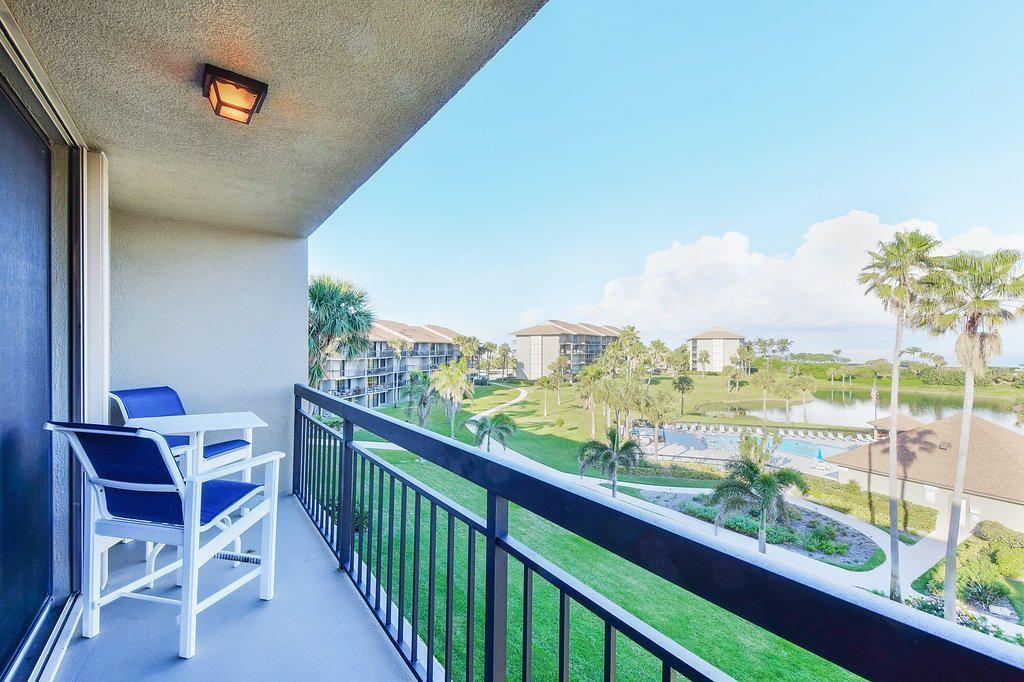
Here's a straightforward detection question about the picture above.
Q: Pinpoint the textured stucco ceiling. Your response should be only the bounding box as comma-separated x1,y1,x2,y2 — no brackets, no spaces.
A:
7,0,546,237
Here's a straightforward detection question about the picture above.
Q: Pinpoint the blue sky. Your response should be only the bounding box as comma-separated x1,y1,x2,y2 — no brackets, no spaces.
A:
310,1,1024,363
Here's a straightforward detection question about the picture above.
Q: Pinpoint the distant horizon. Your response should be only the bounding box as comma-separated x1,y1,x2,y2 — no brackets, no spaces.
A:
310,1,1024,365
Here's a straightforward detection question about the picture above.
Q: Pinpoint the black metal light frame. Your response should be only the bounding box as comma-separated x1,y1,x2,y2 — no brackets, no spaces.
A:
202,63,268,124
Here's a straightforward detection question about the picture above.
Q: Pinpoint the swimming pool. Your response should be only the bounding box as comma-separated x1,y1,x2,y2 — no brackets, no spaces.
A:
650,429,849,458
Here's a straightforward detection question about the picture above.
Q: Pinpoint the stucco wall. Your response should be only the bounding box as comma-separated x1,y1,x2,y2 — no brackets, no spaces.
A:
108,210,306,489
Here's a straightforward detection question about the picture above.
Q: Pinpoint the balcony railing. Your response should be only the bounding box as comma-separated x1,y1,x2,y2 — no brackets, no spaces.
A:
292,384,1022,681
366,366,391,376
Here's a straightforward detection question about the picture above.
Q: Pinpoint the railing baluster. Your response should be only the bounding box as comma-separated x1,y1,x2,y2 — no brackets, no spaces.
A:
411,493,422,665
603,623,616,682
484,492,509,682
317,423,326,532
466,528,476,682
365,460,376,598
661,661,674,682
558,591,570,682
291,395,302,495
427,503,437,681
357,451,366,587
340,419,354,570
398,483,408,646
386,475,395,628
375,464,385,610
522,567,533,682
444,513,454,682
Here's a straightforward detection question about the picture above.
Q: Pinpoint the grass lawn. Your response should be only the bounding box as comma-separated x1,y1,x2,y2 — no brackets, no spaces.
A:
363,447,854,681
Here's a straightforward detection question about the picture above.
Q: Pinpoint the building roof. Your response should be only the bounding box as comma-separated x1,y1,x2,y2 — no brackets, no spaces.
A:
371,320,462,344
6,0,546,237
828,414,1024,504
511,320,622,337
866,415,926,431
687,327,745,341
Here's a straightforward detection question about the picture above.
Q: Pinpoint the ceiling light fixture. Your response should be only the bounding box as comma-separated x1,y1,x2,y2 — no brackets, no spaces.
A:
202,64,268,124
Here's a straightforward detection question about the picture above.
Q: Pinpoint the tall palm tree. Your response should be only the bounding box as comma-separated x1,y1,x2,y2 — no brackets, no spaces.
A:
724,365,743,392
471,412,518,453
643,393,676,453
549,355,570,404
497,343,513,379
576,364,603,438
858,228,940,601
403,371,434,427
794,375,816,424
697,349,711,377
649,339,670,371
453,335,481,370
775,379,798,423
710,435,808,553
387,338,413,405
480,341,497,374
668,345,690,375
672,374,694,414
537,376,553,417
577,427,643,498
429,359,474,438
916,248,1024,620
307,275,374,387
749,370,776,422
826,366,839,393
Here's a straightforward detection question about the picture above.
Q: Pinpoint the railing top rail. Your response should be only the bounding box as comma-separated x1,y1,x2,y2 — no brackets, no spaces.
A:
294,383,1024,678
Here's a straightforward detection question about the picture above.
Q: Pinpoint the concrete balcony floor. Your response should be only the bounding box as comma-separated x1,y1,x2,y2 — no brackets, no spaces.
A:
57,496,411,680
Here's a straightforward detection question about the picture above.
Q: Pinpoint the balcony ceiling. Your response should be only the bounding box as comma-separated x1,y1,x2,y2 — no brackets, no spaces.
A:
6,0,546,237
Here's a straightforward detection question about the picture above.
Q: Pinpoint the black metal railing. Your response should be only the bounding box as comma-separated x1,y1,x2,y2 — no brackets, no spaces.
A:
292,384,1023,681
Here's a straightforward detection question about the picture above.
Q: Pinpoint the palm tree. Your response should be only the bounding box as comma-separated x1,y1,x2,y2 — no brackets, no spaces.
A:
643,393,676,453
480,341,497,374
497,343,513,379
697,349,711,377
672,374,694,414
749,370,776,422
577,427,643,498
1013,396,1024,428
403,371,435,427
826,366,839,393
724,365,743,392
453,335,481,370
649,340,670,371
710,435,808,553
576,364,603,438
549,356,570,405
916,248,1024,620
472,412,518,453
858,228,940,602
794,375,816,424
668,345,690,375
832,348,844,363
307,275,374,387
429,359,474,438
537,376,554,417
387,338,413,405
775,379,799,423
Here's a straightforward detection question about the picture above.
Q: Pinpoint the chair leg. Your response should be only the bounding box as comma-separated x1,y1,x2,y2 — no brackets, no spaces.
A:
241,433,253,515
146,543,165,588
175,546,183,586
82,491,101,638
179,485,202,659
260,463,281,601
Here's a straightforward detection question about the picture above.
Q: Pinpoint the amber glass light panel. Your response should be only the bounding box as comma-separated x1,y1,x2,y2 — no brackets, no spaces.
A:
202,64,268,125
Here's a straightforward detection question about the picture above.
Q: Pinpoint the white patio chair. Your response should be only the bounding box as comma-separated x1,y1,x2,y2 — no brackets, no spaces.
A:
47,421,283,659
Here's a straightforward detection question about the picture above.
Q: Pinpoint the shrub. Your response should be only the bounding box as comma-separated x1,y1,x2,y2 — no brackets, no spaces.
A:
960,580,1009,610
802,477,937,534
555,417,565,428
801,523,848,556
974,520,1024,549
632,463,723,481
906,597,1024,647
994,547,1024,579
676,502,795,544
678,501,716,523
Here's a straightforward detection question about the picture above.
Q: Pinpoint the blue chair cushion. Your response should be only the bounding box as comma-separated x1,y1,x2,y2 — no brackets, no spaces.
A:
107,480,260,526
203,439,250,459
163,437,249,458
111,386,186,419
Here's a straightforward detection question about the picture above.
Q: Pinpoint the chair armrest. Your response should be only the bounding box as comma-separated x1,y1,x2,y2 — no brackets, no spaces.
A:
186,451,284,484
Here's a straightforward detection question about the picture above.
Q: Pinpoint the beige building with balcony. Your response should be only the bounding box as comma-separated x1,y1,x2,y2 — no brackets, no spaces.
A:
512,320,620,379
320,320,462,407
687,327,745,373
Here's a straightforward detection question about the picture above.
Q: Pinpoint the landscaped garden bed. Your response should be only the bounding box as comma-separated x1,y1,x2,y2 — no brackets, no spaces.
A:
799,477,936,543
912,521,1024,627
638,490,885,571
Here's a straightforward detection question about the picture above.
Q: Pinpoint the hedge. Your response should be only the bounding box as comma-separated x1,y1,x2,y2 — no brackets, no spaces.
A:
677,502,796,544
994,548,1024,579
974,520,1024,549
801,477,937,535
633,463,723,481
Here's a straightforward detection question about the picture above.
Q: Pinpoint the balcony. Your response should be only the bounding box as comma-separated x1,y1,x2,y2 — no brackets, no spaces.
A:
55,496,412,679
288,385,1024,680
366,366,391,376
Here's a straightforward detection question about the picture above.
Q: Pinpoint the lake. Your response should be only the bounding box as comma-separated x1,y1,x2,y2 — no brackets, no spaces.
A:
701,388,1022,434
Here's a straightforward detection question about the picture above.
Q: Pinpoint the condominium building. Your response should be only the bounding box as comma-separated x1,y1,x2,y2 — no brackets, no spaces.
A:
320,320,462,407
687,327,745,373
512,320,621,379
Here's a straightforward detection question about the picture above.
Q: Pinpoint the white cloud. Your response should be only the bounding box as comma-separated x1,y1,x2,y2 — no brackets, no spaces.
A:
517,307,544,327
577,210,1024,358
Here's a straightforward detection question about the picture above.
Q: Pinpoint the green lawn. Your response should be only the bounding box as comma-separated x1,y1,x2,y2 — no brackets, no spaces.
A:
364,447,854,681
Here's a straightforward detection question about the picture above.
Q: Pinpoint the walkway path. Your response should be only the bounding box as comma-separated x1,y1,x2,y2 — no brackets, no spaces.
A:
358,384,1024,636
